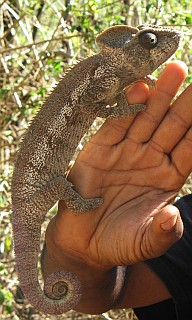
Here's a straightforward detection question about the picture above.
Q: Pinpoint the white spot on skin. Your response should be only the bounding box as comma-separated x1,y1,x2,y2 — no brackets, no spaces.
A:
47,106,69,138
93,66,108,78
30,136,48,168
71,74,91,103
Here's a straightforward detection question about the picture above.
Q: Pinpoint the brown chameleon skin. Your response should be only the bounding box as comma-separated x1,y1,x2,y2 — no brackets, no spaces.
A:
11,25,182,314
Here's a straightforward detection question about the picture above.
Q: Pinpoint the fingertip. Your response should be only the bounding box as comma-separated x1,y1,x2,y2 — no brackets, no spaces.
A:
160,207,180,232
157,60,188,91
156,205,183,238
166,60,188,78
149,205,183,257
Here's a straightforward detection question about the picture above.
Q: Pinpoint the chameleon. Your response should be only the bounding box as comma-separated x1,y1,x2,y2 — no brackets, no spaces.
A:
11,24,182,314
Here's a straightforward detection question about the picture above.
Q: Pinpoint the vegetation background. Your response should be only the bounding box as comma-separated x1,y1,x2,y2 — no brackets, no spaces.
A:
0,0,191,319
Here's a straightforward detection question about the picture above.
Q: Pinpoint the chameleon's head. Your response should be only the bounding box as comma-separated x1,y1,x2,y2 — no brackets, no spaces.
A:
131,25,182,75
96,24,182,78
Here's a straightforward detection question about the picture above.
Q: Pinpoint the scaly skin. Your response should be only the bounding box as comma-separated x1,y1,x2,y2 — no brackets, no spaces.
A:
11,25,182,314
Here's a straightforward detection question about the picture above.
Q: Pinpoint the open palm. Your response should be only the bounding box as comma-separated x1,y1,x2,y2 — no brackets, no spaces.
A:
46,61,192,272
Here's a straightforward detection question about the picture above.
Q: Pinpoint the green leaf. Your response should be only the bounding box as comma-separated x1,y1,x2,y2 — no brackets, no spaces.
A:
5,235,12,253
146,4,152,12
53,61,62,73
4,290,13,301
0,290,5,305
185,14,192,24
5,302,13,314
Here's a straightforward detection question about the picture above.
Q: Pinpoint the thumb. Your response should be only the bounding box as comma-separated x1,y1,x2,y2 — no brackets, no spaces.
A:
148,205,183,258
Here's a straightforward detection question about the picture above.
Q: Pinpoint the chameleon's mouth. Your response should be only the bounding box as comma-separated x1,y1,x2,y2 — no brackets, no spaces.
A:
173,31,183,47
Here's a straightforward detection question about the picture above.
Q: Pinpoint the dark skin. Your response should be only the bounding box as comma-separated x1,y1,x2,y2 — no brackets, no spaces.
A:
43,60,192,314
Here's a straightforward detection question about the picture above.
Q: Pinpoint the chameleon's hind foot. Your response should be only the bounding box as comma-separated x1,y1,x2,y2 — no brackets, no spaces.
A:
66,192,103,213
62,178,103,213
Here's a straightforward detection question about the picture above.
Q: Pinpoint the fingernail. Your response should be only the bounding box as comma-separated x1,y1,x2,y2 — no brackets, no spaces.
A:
161,214,177,231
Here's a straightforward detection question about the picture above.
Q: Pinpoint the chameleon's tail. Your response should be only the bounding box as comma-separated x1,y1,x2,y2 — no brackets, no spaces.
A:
12,220,81,315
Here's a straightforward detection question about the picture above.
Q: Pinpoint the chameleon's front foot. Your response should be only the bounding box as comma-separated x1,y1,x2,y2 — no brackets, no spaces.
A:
108,91,146,118
44,270,82,313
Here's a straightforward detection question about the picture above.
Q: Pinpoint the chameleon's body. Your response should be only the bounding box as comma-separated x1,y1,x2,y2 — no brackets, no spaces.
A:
12,25,181,314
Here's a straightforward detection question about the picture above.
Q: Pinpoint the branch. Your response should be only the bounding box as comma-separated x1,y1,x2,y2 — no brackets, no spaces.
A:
0,34,82,54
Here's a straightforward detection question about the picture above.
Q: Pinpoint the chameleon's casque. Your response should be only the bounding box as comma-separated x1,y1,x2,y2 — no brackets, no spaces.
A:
12,25,182,314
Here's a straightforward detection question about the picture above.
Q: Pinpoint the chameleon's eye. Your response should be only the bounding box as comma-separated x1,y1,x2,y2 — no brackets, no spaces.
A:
138,32,158,49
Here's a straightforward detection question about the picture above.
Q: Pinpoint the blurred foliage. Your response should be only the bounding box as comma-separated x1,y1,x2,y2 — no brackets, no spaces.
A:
0,0,191,319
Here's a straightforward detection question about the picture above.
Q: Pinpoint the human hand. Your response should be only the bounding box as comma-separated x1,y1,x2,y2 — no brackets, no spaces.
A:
45,61,191,273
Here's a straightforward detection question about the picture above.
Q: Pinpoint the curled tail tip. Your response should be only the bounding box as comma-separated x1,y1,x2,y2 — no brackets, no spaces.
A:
41,269,82,314
20,269,81,315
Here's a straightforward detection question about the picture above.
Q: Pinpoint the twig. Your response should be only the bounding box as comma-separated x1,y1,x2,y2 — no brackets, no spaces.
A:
0,34,81,54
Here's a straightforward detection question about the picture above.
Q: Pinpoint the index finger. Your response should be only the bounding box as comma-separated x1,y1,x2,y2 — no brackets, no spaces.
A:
128,61,188,143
